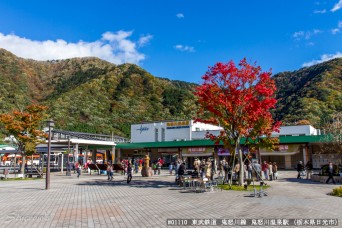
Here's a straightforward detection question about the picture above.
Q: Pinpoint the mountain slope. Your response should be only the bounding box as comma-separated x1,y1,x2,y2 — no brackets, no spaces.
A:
0,48,341,136
272,58,342,127
0,49,198,137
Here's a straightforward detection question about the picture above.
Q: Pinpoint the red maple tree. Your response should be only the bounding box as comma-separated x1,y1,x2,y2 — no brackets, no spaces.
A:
0,104,48,174
195,58,281,185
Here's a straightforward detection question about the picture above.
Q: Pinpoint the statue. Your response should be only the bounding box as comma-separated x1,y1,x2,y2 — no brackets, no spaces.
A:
141,154,153,177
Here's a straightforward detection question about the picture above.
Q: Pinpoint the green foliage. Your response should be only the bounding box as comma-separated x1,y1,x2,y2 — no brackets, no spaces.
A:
218,184,270,191
331,186,342,197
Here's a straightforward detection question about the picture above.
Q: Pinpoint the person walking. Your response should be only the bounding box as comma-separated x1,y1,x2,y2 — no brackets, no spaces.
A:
326,162,336,184
297,161,304,179
305,160,313,180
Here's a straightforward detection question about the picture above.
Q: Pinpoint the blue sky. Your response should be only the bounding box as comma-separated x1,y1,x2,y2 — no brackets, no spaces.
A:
0,0,341,83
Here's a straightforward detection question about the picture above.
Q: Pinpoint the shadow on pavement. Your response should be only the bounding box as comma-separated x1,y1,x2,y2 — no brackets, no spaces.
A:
278,177,339,185
77,179,175,189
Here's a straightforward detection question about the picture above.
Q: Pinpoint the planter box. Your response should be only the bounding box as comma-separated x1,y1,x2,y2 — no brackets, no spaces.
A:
311,175,342,183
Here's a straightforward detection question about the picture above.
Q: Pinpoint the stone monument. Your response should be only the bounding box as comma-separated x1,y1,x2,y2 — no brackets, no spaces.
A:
141,154,153,177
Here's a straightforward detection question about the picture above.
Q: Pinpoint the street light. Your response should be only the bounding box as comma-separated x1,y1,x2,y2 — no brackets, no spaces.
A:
46,119,55,190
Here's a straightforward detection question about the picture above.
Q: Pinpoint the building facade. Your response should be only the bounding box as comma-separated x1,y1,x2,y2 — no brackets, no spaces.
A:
116,121,328,169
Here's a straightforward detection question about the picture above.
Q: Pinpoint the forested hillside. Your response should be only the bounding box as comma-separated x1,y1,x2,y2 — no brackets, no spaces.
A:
0,49,198,137
272,58,342,127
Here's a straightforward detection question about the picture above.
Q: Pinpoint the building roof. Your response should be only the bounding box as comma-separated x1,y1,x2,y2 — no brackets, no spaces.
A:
115,135,326,149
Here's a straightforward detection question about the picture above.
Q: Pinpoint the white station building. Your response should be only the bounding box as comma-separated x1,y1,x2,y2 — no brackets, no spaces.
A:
131,120,320,143
116,120,330,169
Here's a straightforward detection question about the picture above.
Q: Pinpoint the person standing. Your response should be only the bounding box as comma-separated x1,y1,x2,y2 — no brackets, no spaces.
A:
157,160,162,175
326,162,336,184
76,162,82,178
268,162,273,181
253,161,262,181
107,164,113,180
200,159,206,179
305,160,313,180
272,162,278,180
205,159,212,179
233,162,240,180
127,163,132,183
262,161,269,180
134,159,139,174
218,159,224,178
169,163,173,175
247,161,253,179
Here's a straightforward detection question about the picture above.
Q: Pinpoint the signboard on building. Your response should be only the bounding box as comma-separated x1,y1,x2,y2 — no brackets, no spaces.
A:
166,121,190,130
217,147,249,156
182,147,213,157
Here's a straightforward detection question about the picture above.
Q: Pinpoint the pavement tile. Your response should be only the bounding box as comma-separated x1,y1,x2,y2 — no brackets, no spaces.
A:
0,170,341,228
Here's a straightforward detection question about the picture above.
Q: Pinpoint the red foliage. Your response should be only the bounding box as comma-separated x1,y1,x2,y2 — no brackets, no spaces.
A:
195,58,281,147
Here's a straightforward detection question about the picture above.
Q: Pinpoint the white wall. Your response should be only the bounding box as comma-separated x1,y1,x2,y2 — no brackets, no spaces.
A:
131,123,156,143
131,121,192,143
131,121,319,143
191,121,223,131
272,125,318,136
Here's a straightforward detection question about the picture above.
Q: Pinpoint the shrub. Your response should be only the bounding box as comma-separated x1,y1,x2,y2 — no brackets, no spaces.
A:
331,186,342,197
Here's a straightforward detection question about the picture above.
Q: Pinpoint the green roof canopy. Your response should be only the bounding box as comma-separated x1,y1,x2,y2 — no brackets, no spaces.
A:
115,135,326,150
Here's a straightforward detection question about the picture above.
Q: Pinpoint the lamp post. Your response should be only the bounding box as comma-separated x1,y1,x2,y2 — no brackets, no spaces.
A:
46,119,55,190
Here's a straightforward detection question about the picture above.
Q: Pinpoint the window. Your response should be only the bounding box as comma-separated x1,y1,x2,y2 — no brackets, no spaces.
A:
162,128,165,142
155,128,159,142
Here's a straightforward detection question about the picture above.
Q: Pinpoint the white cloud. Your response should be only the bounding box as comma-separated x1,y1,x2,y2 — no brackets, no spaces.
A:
331,0,342,12
313,9,326,14
302,52,342,67
339,21,342,27
138,34,153,47
331,28,340,34
330,21,342,34
0,31,150,64
176,13,184,18
174,44,195,52
292,29,322,41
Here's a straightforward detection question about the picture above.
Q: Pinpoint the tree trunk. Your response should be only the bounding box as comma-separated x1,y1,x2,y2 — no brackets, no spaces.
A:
238,148,244,186
21,154,26,174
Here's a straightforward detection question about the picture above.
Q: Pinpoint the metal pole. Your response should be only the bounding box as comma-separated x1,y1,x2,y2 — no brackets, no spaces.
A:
46,123,52,190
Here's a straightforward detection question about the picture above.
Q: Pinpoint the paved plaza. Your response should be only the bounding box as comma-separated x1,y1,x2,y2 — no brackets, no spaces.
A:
0,170,341,228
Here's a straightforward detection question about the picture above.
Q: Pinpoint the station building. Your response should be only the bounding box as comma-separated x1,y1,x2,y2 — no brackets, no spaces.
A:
116,120,328,169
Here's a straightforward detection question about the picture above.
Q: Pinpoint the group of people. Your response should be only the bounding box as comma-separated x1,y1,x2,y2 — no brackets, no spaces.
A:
297,160,337,184
296,160,313,180
216,159,278,182
152,158,164,175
